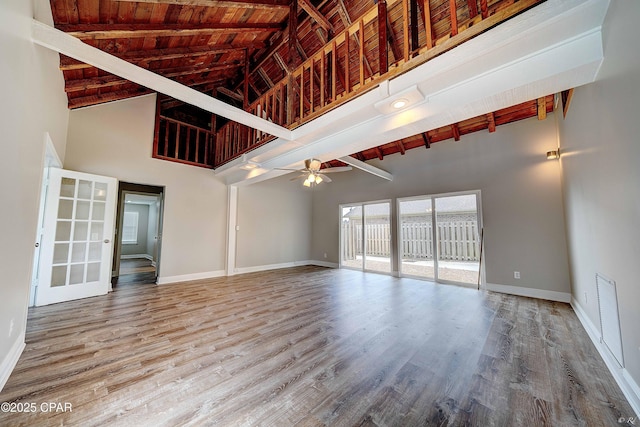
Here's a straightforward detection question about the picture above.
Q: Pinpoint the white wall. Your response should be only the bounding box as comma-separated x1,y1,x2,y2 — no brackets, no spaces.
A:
311,114,571,296
235,176,312,271
0,0,69,389
558,0,640,401
64,94,229,281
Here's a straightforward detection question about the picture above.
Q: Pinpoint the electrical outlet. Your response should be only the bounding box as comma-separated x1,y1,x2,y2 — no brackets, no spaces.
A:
584,292,588,304
514,271,520,279
9,318,14,337
323,253,327,259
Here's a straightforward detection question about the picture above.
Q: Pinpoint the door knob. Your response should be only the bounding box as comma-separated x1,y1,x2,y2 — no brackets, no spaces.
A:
104,239,110,243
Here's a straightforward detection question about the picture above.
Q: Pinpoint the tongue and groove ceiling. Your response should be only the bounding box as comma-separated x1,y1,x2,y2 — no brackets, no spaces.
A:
48,0,608,183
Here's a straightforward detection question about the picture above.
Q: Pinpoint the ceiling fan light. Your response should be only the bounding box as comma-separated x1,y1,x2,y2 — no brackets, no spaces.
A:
307,173,315,183
303,180,311,187
315,175,323,184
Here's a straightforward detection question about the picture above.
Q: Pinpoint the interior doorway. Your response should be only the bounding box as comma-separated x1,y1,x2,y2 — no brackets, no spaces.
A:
112,182,164,287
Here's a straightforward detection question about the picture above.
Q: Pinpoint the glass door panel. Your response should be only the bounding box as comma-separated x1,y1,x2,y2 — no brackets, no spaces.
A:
341,205,362,270
364,202,391,273
399,198,434,279
36,168,117,306
435,194,480,285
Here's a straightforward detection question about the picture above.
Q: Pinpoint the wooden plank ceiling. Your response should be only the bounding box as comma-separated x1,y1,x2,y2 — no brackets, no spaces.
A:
50,0,555,167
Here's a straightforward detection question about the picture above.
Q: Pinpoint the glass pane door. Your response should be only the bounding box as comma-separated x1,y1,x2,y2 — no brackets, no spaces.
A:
399,198,434,279
364,202,391,273
341,205,362,270
435,194,481,285
36,168,117,306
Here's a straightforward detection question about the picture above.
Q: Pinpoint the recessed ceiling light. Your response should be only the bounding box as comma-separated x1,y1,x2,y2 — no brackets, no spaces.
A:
392,98,408,109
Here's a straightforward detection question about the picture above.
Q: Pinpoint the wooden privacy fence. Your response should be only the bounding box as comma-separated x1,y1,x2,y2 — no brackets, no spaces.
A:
342,220,480,261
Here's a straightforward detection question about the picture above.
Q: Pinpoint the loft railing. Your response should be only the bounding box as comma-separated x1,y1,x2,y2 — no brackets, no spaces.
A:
213,0,543,167
154,115,215,169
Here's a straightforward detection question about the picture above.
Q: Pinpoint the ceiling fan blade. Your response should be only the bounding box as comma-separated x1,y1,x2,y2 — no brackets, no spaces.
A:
319,166,352,173
290,174,308,181
275,168,304,172
318,173,332,183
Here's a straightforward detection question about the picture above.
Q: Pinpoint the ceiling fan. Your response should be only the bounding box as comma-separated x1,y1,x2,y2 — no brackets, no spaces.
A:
278,159,352,187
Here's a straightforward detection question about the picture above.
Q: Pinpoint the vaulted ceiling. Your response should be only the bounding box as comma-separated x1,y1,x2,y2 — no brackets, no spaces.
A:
46,0,607,185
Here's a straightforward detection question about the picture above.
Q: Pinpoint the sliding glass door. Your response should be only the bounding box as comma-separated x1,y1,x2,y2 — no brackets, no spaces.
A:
340,201,392,274
398,197,434,280
398,191,482,286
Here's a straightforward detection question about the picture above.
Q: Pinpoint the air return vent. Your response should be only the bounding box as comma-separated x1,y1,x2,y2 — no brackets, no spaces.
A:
596,273,624,367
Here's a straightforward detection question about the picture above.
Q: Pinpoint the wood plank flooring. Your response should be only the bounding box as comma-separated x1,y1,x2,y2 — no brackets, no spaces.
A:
0,266,634,426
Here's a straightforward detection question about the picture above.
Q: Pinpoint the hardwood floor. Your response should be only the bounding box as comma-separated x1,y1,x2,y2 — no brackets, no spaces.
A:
0,267,634,426
113,258,157,286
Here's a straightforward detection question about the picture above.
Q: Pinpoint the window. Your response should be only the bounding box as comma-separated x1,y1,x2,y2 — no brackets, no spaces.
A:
122,211,139,244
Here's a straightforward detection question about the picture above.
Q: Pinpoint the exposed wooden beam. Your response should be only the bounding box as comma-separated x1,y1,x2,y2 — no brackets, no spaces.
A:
486,112,496,132
480,0,489,19
410,0,419,53
60,44,264,71
235,0,332,89
273,52,291,74
288,0,299,68
243,49,250,109
257,68,275,88
421,132,431,148
561,88,574,118
450,0,459,37
452,123,460,141
217,87,244,102
419,0,434,49
33,21,292,138
397,139,406,155
65,62,241,92
378,0,388,74
68,89,154,109
537,96,547,120
58,22,284,40
468,0,479,19
115,0,289,9
298,0,333,33
375,147,384,160
339,156,393,181
386,13,403,62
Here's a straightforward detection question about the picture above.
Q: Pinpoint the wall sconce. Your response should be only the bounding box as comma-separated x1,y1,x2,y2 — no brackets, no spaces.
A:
546,149,560,160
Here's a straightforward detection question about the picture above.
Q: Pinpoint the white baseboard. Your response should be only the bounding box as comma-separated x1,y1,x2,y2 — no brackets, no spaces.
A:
486,283,571,303
308,260,339,269
571,298,640,418
234,260,312,275
0,331,26,392
157,270,226,285
120,254,153,261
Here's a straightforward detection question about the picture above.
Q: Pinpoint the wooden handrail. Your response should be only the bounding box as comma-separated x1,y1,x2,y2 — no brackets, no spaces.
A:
213,0,544,168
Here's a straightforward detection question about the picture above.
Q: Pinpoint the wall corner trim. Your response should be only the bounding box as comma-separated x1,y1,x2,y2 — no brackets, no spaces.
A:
0,332,26,392
486,283,571,303
571,298,640,418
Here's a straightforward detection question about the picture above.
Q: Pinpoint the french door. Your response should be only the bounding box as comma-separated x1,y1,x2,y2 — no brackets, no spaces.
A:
35,168,117,306
340,201,392,274
398,191,482,286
